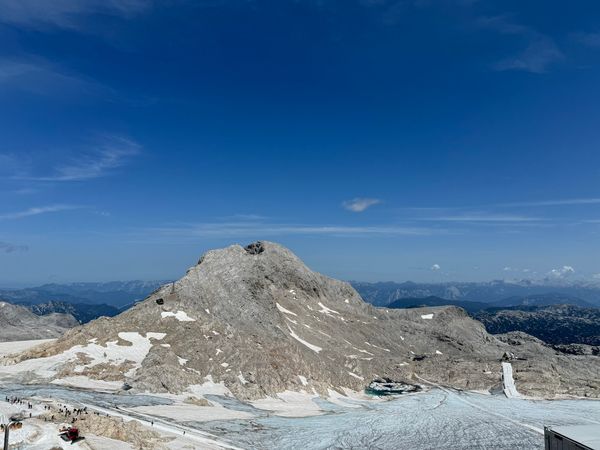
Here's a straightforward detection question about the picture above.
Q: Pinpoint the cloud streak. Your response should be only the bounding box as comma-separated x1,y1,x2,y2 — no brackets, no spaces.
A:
18,136,140,182
0,205,79,220
499,198,600,207
0,0,151,30
141,221,443,239
478,15,564,74
342,197,382,212
424,214,541,223
0,241,28,253
572,31,600,48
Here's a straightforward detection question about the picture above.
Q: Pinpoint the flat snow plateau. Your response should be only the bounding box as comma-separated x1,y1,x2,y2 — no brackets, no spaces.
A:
2,379,600,449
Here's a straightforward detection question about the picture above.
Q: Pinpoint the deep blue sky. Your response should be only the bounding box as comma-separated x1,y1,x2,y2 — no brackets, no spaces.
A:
1,0,600,285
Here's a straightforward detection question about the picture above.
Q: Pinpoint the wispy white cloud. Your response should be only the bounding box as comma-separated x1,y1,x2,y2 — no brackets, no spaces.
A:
493,36,564,74
572,31,600,48
500,198,600,207
0,241,28,253
425,213,541,223
478,15,564,74
142,221,441,239
0,59,110,97
0,0,151,30
0,204,79,220
18,136,140,182
431,263,440,271
342,197,382,212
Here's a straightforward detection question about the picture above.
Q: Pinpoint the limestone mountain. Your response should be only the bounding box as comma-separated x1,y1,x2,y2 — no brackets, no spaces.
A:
7,242,600,399
0,301,79,341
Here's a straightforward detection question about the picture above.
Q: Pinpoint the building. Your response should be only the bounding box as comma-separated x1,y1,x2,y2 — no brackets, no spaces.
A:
545,425,600,450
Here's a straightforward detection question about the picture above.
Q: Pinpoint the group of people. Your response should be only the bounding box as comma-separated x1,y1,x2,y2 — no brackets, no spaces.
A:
4,396,31,408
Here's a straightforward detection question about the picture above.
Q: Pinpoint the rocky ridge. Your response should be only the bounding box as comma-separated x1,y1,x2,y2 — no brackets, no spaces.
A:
6,242,600,399
0,301,79,342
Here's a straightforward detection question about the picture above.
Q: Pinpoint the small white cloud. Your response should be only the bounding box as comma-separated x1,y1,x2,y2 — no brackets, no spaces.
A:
503,266,512,271
592,273,600,280
431,264,441,271
342,197,382,213
548,265,575,278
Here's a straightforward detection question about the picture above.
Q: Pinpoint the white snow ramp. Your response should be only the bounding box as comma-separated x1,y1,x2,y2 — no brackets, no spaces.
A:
501,362,522,398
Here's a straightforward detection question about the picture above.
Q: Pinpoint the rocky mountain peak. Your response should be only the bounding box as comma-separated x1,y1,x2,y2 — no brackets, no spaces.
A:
7,242,600,400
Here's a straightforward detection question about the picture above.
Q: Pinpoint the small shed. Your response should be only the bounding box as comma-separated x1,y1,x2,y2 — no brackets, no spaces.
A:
545,425,600,450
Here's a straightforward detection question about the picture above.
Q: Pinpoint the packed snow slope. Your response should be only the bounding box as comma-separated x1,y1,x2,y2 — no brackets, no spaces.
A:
0,301,78,341
5,242,600,399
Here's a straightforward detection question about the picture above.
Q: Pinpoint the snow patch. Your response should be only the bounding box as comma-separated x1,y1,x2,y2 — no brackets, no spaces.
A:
288,326,322,353
187,375,232,397
318,302,340,315
1,332,164,379
161,310,196,322
251,391,323,417
327,389,363,408
52,376,123,391
276,302,298,316
421,313,434,320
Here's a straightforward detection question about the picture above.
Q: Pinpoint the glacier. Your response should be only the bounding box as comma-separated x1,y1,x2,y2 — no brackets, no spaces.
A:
2,383,599,449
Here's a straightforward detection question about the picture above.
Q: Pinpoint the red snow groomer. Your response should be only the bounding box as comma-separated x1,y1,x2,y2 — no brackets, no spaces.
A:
59,426,81,444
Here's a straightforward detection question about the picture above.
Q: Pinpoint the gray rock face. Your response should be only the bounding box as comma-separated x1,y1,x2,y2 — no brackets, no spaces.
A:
0,301,79,341
12,242,600,399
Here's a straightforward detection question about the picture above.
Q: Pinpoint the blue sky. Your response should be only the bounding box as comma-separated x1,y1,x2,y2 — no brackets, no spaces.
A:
1,0,600,285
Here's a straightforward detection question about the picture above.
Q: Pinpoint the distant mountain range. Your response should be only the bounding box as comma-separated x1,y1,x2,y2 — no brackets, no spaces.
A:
474,305,600,347
0,280,167,308
2,279,599,347
384,293,595,313
380,294,600,347
28,301,121,324
352,280,600,307
0,281,167,324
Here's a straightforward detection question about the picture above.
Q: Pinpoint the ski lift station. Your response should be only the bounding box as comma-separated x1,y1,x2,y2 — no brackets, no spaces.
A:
545,425,600,450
